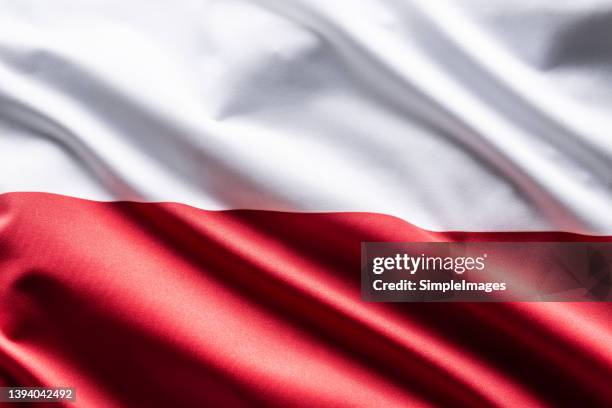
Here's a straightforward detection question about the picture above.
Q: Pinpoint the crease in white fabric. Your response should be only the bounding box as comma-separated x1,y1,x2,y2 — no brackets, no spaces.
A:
0,0,611,233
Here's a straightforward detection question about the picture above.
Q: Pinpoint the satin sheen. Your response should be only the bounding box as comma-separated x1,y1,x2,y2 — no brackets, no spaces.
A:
1,0,612,232
1,1,612,407
1,193,611,407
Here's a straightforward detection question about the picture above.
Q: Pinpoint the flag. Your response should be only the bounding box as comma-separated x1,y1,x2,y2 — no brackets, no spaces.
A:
1,1,611,406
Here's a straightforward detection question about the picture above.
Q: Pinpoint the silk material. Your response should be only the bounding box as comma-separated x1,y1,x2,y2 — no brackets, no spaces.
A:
2,1,612,407
1,0,612,232
1,193,611,407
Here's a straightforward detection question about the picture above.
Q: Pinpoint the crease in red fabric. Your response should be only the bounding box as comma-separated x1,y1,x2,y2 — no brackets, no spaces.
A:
0,192,610,407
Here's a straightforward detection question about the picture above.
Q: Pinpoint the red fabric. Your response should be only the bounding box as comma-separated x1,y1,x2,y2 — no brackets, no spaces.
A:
0,192,610,407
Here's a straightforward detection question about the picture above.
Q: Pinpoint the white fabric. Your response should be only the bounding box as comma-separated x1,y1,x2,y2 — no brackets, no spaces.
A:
1,0,612,233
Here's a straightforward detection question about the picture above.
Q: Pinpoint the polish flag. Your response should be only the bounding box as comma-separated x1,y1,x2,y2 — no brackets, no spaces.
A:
1,1,611,407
